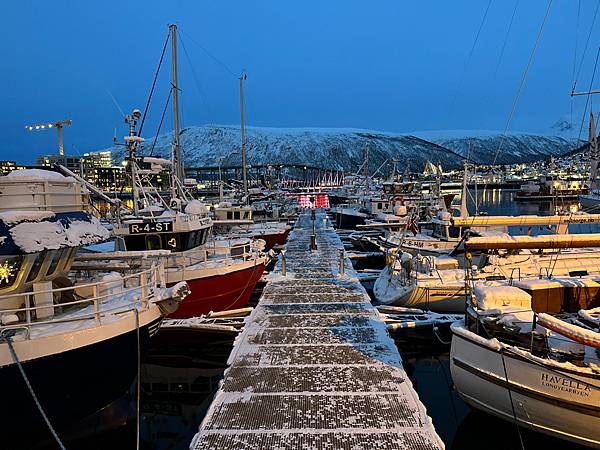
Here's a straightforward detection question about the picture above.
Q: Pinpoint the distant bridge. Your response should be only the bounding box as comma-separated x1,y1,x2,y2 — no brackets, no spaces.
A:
185,164,346,188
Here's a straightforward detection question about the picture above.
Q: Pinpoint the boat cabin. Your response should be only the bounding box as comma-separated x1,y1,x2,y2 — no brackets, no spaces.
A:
213,202,253,222
360,196,406,217
431,211,467,241
113,205,212,254
0,171,104,297
116,222,211,253
0,170,111,322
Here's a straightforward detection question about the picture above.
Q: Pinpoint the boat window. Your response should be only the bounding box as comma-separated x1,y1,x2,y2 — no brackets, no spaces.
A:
432,223,447,239
231,245,244,257
46,250,63,277
227,211,233,220
145,235,162,250
186,231,198,249
234,211,241,220
124,235,146,251
194,230,203,247
26,252,45,283
199,229,208,245
0,255,23,290
449,226,461,239
377,202,383,209
243,211,250,219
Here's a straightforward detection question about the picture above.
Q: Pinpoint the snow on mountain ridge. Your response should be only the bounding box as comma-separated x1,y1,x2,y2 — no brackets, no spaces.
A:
106,124,582,171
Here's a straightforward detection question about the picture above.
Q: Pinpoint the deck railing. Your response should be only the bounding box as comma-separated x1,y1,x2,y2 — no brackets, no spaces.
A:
0,263,165,339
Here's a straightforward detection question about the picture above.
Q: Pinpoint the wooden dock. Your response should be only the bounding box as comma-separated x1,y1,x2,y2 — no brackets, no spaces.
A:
190,211,443,450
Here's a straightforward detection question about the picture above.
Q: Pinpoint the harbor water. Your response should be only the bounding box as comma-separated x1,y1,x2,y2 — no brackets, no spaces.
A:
32,189,593,450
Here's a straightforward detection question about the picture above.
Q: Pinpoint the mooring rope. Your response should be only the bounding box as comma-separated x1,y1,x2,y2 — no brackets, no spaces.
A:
135,308,141,450
500,351,526,450
6,336,67,450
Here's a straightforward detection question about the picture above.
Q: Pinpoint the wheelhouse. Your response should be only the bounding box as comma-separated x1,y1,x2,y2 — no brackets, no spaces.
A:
431,212,467,241
118,227,210,253
213,203,253,222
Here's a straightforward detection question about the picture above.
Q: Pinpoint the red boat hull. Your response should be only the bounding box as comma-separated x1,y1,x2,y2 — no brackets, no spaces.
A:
168,262,266,318
255,228,290,250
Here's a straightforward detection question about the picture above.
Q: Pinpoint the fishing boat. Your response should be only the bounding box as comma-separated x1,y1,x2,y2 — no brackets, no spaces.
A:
97,109,267,318
329,203,368,230
0,169,189,444
450,280,600,447
378,162,471,256
515,177,588,201
80,25,268,319
211,202,291,250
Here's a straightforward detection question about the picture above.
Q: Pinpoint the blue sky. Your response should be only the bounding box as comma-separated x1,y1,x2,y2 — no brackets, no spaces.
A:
2,0,599,162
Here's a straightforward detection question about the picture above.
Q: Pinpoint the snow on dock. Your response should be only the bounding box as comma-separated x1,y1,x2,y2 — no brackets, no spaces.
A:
190,211,443,450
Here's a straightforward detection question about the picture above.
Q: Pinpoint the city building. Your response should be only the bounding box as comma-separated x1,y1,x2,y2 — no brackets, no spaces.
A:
0,161,27,175
36,154,81,172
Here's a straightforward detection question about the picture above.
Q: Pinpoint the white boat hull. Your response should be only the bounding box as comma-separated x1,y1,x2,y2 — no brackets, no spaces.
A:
374,266,465,312
450,324,600,447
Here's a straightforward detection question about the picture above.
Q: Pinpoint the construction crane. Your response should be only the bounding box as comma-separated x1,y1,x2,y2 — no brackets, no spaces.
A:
25,119,72,157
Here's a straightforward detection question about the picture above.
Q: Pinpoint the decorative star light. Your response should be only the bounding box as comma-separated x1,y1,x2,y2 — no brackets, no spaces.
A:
0,260,16,285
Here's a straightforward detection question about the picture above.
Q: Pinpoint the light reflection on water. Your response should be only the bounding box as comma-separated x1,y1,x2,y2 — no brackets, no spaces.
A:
465,188,600,235
47,190,597,450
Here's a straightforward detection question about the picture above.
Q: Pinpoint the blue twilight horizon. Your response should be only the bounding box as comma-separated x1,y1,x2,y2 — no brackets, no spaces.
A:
1,0,599,163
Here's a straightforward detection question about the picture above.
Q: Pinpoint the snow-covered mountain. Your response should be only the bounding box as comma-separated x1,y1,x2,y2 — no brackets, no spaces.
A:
107,125,583,172
414,130,581,165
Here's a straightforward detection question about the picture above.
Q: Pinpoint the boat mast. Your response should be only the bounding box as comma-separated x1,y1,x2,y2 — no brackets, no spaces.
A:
239,73,248,202
589,111,598,191
169,24,184,198
125,109,142,216
460,160,469,218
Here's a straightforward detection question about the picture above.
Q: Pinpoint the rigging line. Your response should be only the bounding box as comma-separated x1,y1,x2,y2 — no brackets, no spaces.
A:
492,0,553,166
179,28,238,78
106,89,126,118
149,92,172,156
178,30,213,121
493,0,520,77
571,0,582,132
574,0,600,90
576,46,600,142
139,32,170,137
180,85,185,131
447,0,494,118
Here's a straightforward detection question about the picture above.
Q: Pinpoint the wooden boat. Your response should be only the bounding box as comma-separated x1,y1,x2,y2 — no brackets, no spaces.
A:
450,280,600,447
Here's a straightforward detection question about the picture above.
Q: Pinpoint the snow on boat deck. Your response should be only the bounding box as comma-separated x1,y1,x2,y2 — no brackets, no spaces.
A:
190,211,443,450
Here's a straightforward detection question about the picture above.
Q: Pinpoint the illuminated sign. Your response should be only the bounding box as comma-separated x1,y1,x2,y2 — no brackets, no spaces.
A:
0,259,17,286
